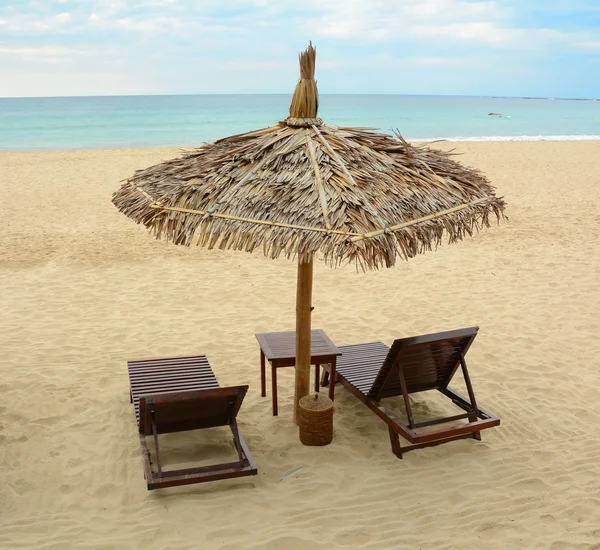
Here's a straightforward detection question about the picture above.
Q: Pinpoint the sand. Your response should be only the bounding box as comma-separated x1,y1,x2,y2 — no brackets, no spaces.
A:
1,141,600,549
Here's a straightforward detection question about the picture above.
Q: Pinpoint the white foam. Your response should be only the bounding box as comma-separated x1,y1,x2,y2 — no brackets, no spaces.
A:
411,135,600,142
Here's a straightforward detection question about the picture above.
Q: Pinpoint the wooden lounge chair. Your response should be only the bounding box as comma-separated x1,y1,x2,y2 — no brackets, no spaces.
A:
335,327,499,458
127,355,257,490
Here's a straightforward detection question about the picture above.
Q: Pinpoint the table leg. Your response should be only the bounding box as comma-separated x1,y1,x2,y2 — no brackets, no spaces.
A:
260,350,266,397
271,364,278,416
314,364,320,393
328,359,337,401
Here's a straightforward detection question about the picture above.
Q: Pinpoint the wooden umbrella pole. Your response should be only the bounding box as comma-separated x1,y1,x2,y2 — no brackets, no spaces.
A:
293,255,314,424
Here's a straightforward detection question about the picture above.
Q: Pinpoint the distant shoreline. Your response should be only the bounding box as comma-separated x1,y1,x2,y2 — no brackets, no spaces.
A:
2,138,600,156
1,93,599,101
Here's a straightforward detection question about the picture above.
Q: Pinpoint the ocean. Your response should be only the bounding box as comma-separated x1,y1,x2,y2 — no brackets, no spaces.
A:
0,94,599,152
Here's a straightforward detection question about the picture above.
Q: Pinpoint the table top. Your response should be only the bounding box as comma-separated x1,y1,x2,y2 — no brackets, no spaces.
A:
255,329,341,361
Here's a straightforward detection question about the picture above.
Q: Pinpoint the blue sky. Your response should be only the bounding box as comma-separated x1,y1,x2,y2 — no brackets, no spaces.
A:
0,0,599,98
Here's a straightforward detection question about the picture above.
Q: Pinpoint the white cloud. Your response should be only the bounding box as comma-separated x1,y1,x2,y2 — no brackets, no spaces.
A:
0,66,157,97
55,12,71,23
0,11,74,33
93,0,129,14
221,61,285,71
304,0,508,42
404,0,504,21
574,41,600,50
0,46,74,55
0,0,583,54
298,0,599,54
0,3,249,37
404,56,471,67
0,44,90,64
115,15,183,32
414,22,568,50
137,0,179,4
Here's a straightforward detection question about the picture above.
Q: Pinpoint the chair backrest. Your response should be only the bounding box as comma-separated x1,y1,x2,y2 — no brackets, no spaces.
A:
367,327,478,400
138,385,249,436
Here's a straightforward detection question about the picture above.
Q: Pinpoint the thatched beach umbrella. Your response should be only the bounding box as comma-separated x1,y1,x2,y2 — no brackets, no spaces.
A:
112,43,505,425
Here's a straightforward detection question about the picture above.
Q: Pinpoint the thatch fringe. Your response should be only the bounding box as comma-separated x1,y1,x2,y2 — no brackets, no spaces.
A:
113,122,505,270
140,189,491,239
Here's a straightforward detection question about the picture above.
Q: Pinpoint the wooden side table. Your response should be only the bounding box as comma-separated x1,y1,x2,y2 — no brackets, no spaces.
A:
255,329,341,416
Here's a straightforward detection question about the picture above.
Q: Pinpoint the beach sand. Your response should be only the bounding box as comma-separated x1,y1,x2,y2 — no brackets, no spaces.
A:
1,141,599,549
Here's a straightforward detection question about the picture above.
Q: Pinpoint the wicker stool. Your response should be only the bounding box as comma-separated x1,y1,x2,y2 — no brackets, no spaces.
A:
298,394,333,446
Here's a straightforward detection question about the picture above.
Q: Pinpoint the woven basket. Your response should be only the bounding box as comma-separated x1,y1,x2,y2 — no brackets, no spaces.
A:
298,394,333,446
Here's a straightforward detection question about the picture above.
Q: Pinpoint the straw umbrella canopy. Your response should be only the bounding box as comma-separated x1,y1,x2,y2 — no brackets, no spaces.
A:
112,43,505,424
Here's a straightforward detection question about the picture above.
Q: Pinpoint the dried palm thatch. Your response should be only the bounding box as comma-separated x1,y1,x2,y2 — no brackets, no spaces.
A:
113,120,505,270
112,43,506,424
113,43,504,271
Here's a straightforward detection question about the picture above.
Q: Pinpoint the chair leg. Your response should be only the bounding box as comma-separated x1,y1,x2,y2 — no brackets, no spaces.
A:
271,365,278,416
314,364,320,393
151,411,163,475
230,417,245,463
388,427,403,459
328,361,336,401
260,351,266,397
468,410,481,440
321,369,330,387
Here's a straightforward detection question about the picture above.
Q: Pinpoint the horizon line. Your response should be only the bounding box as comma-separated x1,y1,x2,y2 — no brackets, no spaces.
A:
1,92,599,101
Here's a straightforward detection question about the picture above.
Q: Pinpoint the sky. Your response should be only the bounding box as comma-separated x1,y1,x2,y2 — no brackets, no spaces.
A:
0,0,599,98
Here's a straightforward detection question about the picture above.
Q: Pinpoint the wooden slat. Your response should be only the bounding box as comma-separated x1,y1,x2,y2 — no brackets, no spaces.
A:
131,382,218,394
369,330,478,399
129,363,212,373
130,369,216,383
128,354,221,424
336,342,389,395
133,383,221,416
256,329,341,361
129,372,218,382
128,355,210,365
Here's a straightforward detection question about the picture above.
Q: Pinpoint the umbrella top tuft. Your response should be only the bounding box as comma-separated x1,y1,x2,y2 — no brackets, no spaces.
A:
286,42,322,127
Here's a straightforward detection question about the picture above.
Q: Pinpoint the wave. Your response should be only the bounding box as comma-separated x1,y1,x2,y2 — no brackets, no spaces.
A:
411,135,600,142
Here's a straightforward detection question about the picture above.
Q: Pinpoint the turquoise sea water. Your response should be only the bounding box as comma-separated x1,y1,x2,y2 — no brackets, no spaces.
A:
0,94,599,152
